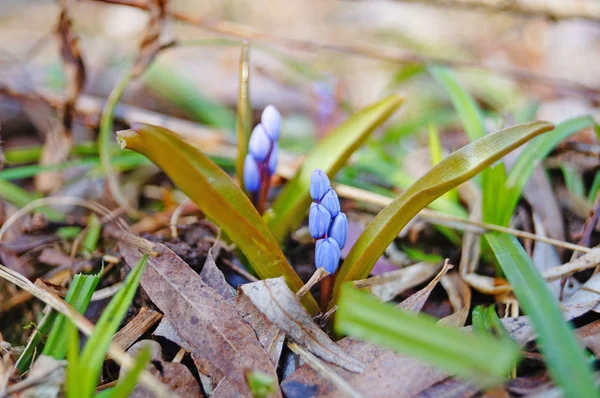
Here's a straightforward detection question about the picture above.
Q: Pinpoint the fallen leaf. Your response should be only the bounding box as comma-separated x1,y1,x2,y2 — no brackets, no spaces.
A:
122,340,203,398
353,262,440,302
281,338,447,398
438,272,471,327
201,248,285,366
577,319,600,357
240,277,365,373
20,355,66,398
119,234,279,397
397,259,452,313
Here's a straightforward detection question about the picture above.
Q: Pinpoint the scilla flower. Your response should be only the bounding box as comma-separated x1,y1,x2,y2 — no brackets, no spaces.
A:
309,169,348,273
244,106,281,197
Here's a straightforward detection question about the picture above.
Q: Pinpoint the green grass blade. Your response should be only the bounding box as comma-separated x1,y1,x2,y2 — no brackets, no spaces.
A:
505,115,594,214
144,63,236,131
236,41,252,192
79,255,148,394
66,319,83,398
429,123,459,204
486,233,598,398
335,285,521,387
561,165,586,200
83,214,102,254
331,121,554,307
0,179,63,220
117,127,318,312
588,170,600,203
482,163,512,227
108,345,152,398
429,65,486,141
265,95,404,243
42,270,102,360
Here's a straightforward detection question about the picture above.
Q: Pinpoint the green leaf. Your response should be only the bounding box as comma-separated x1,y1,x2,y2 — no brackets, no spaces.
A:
109,345,152,398
429,65,486,141
42,270,102,360
335,285,521,387
236,41,252,192
505,115,594,214
246,370,278,398
331,121,554,306
117,126,318,312
482,163,512,227
0,179,62,220
588,170,600,203
265,95,404,243
66,318,83,398
561,165,586,200
144,63,236,131
83,214,102,254
79,254,148,395
428,123,459,204
486,233,597,398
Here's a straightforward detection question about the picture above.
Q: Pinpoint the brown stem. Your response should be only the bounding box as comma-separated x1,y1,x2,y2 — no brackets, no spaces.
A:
320,273,337,313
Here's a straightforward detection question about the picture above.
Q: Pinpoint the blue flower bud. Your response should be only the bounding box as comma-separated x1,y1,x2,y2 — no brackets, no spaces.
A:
320,188,340,217
261,105,281,141
328,212,347,249
309,169,330,201
309,203,331,238
243,154,261,193
315,237,340,274
249,124,272,161
267,143,278,176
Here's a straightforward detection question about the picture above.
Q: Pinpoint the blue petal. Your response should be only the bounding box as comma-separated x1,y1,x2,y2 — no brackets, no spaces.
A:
315,237,340,274
309,203,331,238
261,105,282,141
328,212,347,249
320,188,340,217
267,143,278,175
249,124,272,161
309,169,330,201
243,154,261,193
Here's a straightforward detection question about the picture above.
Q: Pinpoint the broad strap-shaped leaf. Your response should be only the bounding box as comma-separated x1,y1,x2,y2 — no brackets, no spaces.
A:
335,285,520,387
486,233,597,398
117,125,318,312
265,95,404,243
331,121,554,306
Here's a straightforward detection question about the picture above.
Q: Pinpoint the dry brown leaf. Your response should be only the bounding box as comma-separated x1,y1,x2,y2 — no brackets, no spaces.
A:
353,262,440,302
522,166,565,243
201,248,285,366
56,1,86,134
397,259,453,313
240,277,365,373
438,273,471,327
35,123,72,193
281,338,447,398
19,355,66,398
122,340,203,398
133,0,168,78
119,235,279,397
577,319,600,357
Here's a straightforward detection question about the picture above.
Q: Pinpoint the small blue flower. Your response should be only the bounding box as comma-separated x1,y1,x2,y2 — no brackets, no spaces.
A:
248,124,272,161
315,237,340,274
261,105,282,140
320,188,340,217
309,203,331,238
268,143,278,176
243,154,261,193
328,212,347,249
310,169,330,201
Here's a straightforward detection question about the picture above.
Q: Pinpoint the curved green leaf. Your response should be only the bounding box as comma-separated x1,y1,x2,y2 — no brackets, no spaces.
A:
265,95,404,243
330,121,554,306
117,125,318,312
486,233,597,398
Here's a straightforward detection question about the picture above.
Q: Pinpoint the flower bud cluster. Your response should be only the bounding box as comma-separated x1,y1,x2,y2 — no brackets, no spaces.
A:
244,105,281,193
309,169,348,274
